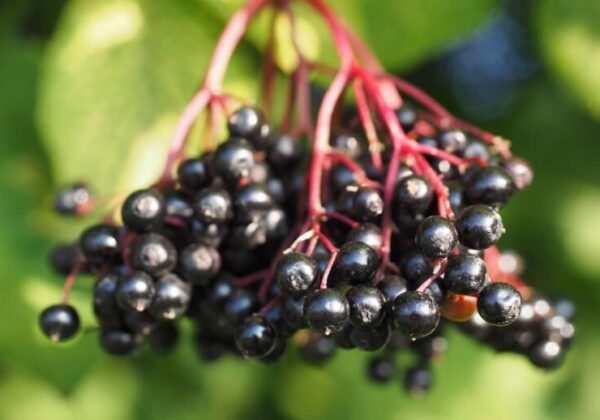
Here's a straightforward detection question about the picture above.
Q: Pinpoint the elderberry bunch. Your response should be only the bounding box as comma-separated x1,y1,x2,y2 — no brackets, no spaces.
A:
40,103,575,395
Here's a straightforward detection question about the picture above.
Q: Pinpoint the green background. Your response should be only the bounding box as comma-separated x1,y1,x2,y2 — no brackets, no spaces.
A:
1,0,599,419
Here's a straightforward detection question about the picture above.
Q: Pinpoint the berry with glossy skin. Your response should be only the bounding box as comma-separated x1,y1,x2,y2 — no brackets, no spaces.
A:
39,304,80,342
404,365,433,395
223,289,256,326
213,137,255,185
149,274,192,320
367,357,395,383
350,322,391,351
79,224,120,263
346,223,383,253
282,295,307,329
163,190,194,222
443,253,487,295
391,291,440,340
353,186,383,221
501,157,533,190
228,106,264,140
275,252,318,296
346,286,386,328
438,130,467,153
121,188,165,232
179,243,220,284
233,183,274,221
53,183,91,216
415,216,458,259
477,282,522,326
130,233,177,276
377,274,407,312
49,243,82,275
394,175,434,213
177,157,211,191
100,329,141,356
466,166,515,208
235,315,276,359
331,242,378,285
423,280,447,306
116,271,155,312
93,273,120,317
448,182,465,215
400,250,433,287
304,288,349,335
268,134,302,173
188,219,227,248
455,204,504,249
193,187,233,225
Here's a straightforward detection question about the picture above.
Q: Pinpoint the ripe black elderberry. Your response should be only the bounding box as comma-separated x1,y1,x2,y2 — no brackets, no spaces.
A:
235,315,277,359
130,233,177,276
213,137,255,185
331,241,378,285
400,250,433,287
394,175,433,213
39,304,80,342
179,243,220,284
227,106,264,141
49,243,82,275
304,289,349,335
350,322,391,351
346,285,386,328
39,88,572,394
100,329,141,356
346,223,383,253
275,252,318,296
116,271,155,312
477,282,522,326
177,157,212,191
443,253,488,295
466,166,515,208
415,216,458,259
149,274,192,320
455,204,504,250
392,291,440,340
79,224,120,263
121,188,165,232
353,186,383,221
377,274,407,312
193,187,233,225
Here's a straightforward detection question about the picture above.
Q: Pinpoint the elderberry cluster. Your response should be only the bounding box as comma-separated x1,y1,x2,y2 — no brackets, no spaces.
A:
40,104,574,394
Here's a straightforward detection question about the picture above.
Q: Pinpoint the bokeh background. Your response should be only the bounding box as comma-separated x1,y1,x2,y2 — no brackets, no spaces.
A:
1,0,600,419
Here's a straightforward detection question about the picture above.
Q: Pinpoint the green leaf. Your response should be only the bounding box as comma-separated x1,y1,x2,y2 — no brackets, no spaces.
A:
38,0,259,194
0,40,101,392
202,0,497,71
537,0,600,118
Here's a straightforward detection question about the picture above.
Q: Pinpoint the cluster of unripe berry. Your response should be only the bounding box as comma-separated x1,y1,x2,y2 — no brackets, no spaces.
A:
40,104,574,394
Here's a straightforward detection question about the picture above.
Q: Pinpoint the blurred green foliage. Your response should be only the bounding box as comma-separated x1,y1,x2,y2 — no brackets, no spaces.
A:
0,0,599,419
